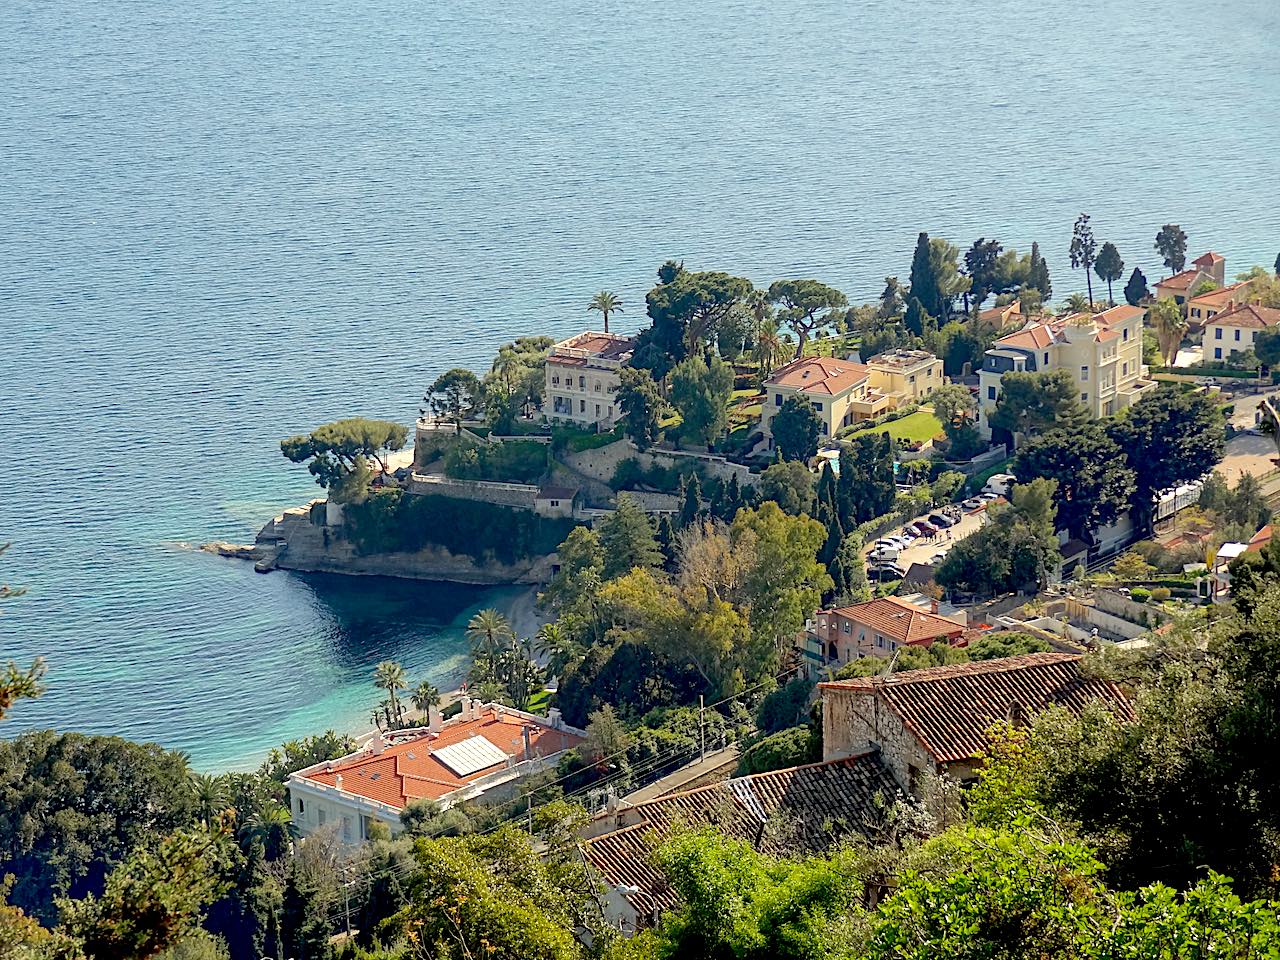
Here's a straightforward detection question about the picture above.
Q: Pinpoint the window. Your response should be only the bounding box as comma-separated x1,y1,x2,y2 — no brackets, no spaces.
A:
594,382,601,392
1191,308,1201,318
594,404,600,416
579,399,585,413
549,500,559,508
1080,392,1088,402
341,816,351,842
908,374,916,384
297,798,305,815
1215,347,1223,360
578,376,585,389
1235,329,1241,342
876,635,885,649
552,375,560,385
813,401,823,411
1123,326,1130,341
1044,352,1050,366
1215,328,1223,339
1080,365,1089,381
842,621,852,634
987,386,996,400
318,809,326,827
908,763,922,797
1122,362,1128,376
774,393,782,407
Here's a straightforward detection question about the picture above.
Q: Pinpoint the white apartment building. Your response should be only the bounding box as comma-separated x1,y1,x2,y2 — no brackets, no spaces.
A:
1204,302,1280,364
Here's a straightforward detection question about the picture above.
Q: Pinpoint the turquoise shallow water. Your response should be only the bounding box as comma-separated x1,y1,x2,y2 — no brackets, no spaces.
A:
3,0,1278,769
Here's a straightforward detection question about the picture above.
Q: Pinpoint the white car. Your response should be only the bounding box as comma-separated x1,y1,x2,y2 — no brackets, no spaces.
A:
877,535,911,549
930,551,948,564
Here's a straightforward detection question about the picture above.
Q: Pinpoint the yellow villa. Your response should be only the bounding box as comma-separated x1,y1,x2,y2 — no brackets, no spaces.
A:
761,350,943,443
977,304,1154,440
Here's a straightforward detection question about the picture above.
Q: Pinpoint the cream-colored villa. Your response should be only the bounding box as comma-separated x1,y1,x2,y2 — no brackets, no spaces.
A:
1205,302,1280,364
977,304,1154,440
761,351,943,443
543,331,635,429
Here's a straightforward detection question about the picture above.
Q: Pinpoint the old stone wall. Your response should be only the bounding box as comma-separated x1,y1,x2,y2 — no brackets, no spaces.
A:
563,439,756,487
821,686,934,795
407,473,539,510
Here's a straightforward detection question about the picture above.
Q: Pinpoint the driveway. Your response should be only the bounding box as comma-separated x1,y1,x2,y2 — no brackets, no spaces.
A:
1219,433,1280,487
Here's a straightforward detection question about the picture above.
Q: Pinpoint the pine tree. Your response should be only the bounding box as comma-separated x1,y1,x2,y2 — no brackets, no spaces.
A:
707,478,727,522
599,494,663,579
656,512,677,565
904,297,931,337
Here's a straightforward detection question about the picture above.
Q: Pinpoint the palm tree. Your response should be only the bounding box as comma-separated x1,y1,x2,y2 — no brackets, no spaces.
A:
466,608,515,666
374,660,408,729
491,350,522,400
240,802,298,860
755,320,787,381
533,622,581,678
1150,298,1190,366
189,772,230,824
745,288,771,360
1065,292,1092,314
411,681,440,714
588,291,623,334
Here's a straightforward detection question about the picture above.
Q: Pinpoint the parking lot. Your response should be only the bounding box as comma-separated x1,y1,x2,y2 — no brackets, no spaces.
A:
865,500,993,578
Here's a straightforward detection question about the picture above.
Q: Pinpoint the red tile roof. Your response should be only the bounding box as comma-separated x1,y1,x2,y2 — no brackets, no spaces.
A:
1193,252,1224,267
548,331,636,364
298,707,584,809
1156,268,1203,293
1208,302,1280,330
1247,524,1273,553
994,321,1060,351
1188,280,1253,310
1094,304,1145,328
823,597,966,645
581,753,907,914
819,653,1133,763
765,356,870,396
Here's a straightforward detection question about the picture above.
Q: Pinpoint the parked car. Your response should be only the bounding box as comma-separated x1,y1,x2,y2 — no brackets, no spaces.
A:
978,491,1000,502
870,562,907,580
878,535,911,549
930,551,948,564
869,545,900,563
913,520,939,536
962,497,984,510
928,513,956,528
983,473,1017,496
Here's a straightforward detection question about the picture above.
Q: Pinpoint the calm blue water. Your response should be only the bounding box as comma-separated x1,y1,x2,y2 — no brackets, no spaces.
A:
3,0,1278,769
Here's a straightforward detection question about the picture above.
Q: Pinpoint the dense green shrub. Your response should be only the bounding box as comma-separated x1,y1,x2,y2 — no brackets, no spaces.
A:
552,424,624,454
735,726,821,776
1150,586,1171,601
344,490,576,565
443,440,548,484
609,456,702,493
1130,587,1152,603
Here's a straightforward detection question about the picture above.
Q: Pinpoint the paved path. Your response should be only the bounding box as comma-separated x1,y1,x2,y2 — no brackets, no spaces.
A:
1219,433,1280,486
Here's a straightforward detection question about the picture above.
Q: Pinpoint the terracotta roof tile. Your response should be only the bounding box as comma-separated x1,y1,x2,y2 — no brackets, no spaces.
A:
819,653,1133,763
299,707,584,809
1094,304,1145,328
580,753,908,915
1156,269,1203,293
994,321,1060,351
1193,252,1224,267
765,356,870,396
823,597,966,645
1188,280,1253,310
1209,302,1280,330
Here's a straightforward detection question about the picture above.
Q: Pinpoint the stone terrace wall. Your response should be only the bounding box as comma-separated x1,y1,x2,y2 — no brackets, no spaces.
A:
408,473,539,510
563,439,755,488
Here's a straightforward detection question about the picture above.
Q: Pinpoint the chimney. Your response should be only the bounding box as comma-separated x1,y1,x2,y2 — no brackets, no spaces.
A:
547,707,562,729
370,731,387,756
335,774,343,791
522,726,533,763
460,695,472,720
428,706,442,733
930,599,939,614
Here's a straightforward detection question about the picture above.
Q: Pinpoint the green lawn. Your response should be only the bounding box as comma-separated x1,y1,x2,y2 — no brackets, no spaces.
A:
845,410,943,444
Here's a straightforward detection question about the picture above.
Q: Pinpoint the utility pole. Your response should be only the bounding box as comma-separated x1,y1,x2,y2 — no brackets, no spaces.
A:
698,695,706,761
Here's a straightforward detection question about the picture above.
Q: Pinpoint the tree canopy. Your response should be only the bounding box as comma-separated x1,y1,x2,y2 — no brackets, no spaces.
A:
669,354,734,445
1011,423,1135,541
280,418,407,502
770,396,823,462
424,368,483,432
767,279,848,359
1155,223,1189,273
987,370,1087,444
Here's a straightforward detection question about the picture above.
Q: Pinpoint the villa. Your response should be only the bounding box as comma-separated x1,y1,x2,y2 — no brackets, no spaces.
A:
1187,279,1254,328
287,698,585,843
977,304,1153,440
1204,302,1280,364
543,331,636,429
761,351,943,443
799,596,967,677
1154,251,1227,306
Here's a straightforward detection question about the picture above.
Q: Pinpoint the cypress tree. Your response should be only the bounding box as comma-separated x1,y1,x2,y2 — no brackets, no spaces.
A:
819,512,843,567
1028,241,1052,301
656,512,677,564
904,297,931,337
909,231,941,317
1124,268,1149,307
725,473,742,519
679,473,702,529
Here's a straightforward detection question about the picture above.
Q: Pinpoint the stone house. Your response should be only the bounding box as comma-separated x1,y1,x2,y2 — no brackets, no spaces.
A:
580,752,906,932
288,700,584,843
534,484,578,518
818,653,1133,796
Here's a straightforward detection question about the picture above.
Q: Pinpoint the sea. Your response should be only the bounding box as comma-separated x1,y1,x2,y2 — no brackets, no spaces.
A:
3,0,1278,770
